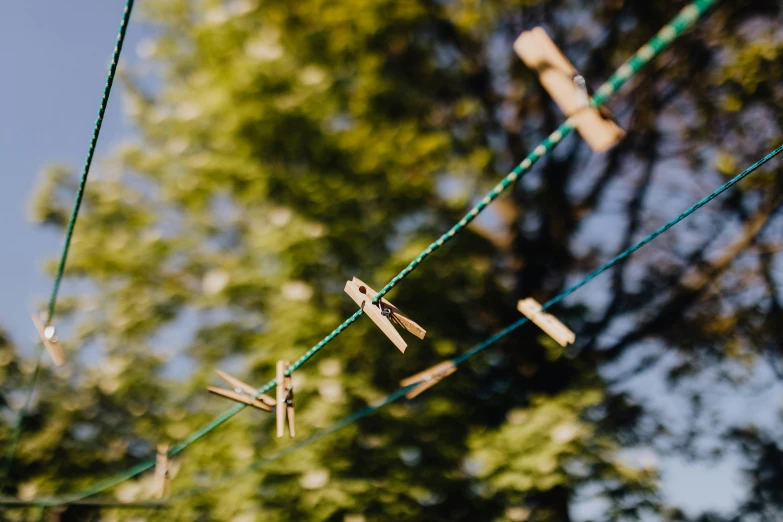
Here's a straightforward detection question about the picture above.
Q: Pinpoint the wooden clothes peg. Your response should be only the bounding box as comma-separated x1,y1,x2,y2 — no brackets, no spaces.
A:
517,298,575,348
276,361,295,438
344,277,426,354
513,27,625,152
153,444,171,500
31,312,65,367
207,370,277,412
400,360,457,399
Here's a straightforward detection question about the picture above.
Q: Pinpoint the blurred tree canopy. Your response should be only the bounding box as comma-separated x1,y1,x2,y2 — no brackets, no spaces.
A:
3,0,783,520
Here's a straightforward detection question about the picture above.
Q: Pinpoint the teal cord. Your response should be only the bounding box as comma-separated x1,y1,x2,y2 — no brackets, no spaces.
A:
49,0,135,324
1,0,135,487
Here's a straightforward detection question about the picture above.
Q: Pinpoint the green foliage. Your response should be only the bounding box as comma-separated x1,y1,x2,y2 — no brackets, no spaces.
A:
4,0,783,521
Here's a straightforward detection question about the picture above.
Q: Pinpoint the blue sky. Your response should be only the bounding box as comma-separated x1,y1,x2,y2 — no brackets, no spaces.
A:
0,1,759,518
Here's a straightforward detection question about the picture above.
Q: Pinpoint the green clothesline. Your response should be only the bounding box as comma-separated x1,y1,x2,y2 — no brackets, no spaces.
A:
46,0,136,325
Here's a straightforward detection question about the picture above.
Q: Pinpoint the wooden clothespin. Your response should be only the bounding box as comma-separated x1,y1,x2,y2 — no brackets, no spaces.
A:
517,298,575,348
276,361,295,438
400,359,457,399
207,370,277,412
344,277,426,354
513,27,625,152
153,444,171,499
31,312,65,367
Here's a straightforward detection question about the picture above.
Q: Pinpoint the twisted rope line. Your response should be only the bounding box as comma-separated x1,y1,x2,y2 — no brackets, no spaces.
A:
46,0,136,323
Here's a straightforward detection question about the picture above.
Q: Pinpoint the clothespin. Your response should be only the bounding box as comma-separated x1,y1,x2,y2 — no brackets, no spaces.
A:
31,312,65,367
344,277,426,354
153,444,171,499
517,298,575,348
207,370,277,412
513,27,625,152
400,359,457,399
276,361,295,438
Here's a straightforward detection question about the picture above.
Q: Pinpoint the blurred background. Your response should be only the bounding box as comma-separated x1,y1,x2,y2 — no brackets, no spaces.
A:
1,0,782,520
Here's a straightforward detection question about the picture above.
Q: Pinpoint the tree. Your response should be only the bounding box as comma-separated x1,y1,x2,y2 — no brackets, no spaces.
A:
4,0,782,520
